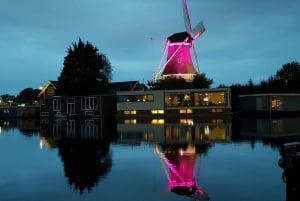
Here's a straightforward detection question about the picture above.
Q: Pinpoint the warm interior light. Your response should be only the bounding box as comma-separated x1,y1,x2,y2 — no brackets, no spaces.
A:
151,119,165,124
151,110,164,114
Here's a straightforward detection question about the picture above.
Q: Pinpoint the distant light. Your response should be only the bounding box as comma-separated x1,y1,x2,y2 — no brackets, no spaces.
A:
180,149,183,156
40,139,43,149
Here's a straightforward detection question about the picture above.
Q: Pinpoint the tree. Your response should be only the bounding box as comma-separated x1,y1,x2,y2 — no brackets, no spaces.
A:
57,38,112,96
261,61,300,92
192,73,213,88
15,88,40,105
275,61,300,85
0,94,15,106
150,73,213,90
151,77,187,90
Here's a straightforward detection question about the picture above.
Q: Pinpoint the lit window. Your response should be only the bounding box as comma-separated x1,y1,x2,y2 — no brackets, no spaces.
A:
151,119,164,124
123,110,136,115
187,109,193,113
151,110,164,114
211,109,223,113
180,109,193,114
180,119,194,125
124,119,136,124
271,97,281,109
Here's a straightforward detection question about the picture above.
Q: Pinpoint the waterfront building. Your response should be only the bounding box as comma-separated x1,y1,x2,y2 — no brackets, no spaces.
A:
116,88,231,118
239,93,300,116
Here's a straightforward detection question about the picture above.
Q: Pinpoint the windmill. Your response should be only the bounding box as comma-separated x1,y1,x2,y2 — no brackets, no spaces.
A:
149,0,205,85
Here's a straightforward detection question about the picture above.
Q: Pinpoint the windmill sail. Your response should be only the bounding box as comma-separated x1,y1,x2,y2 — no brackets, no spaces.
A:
182,0,193,36
192,21,205,39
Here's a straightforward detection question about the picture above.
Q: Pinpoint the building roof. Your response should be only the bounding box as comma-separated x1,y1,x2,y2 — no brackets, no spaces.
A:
37,80,58,97
109,81,144,92
239,93,300,98
38,80,144,98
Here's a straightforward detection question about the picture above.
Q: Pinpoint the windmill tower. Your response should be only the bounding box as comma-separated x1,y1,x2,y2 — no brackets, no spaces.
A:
150,0,205,84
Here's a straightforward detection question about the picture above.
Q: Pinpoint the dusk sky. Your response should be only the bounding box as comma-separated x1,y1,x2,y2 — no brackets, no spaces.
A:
1,0,299,95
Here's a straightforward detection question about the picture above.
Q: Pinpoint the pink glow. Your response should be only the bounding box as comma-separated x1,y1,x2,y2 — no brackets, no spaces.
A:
166,152,197,189
154,145,209,199
162,41,197,79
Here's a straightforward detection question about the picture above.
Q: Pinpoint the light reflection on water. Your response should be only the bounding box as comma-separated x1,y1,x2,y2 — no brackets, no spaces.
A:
0,117,299,201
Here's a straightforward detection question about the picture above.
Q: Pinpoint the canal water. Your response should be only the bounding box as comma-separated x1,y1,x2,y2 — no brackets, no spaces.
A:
0,117,299,201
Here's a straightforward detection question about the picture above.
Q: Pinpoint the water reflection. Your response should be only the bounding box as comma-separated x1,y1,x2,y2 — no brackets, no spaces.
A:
117,118,232,145
0,118,40,135
239,117,300,138
1,117,299,200
117,117,231,199
155,144,209,200
57,138,111,194
39,118,117,194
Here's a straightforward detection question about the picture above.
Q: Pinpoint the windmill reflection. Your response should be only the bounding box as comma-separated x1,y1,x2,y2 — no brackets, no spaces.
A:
117,117,231,199
40,118,117,194
155,143,209,200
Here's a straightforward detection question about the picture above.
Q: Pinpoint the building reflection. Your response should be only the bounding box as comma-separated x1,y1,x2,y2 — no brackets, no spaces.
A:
117,118,232,145
2,117,299,199
117,117,231,199
0,118,40,135
40,118,117,194
239,118,300,138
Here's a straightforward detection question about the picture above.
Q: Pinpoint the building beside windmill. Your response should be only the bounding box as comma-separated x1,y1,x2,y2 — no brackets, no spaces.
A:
116,88,231,118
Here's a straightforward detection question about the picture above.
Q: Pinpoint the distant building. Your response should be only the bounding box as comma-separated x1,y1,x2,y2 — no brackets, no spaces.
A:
239,93,300,116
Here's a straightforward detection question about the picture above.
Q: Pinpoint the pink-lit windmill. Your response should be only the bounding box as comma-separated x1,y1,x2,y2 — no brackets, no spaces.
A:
150,0,205,84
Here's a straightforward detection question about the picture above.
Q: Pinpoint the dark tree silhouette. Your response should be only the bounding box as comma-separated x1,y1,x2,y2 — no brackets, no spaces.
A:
150,73,213,90
192,73,213,88
229,61,300,114
15,88,40,105
256,61,300,93
151,77,187,90
57,139,112,194
0,94,15,105
57,38,112,96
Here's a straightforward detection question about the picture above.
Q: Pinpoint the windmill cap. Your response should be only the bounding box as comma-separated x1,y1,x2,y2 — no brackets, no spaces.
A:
168,32,192,43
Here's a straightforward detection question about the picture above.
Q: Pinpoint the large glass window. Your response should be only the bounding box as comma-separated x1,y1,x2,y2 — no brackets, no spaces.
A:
165,91,227,107
165,92,193,107
194,92,227,106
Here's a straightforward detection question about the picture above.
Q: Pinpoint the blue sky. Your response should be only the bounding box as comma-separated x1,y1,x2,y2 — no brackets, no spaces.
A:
1,0,299,95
